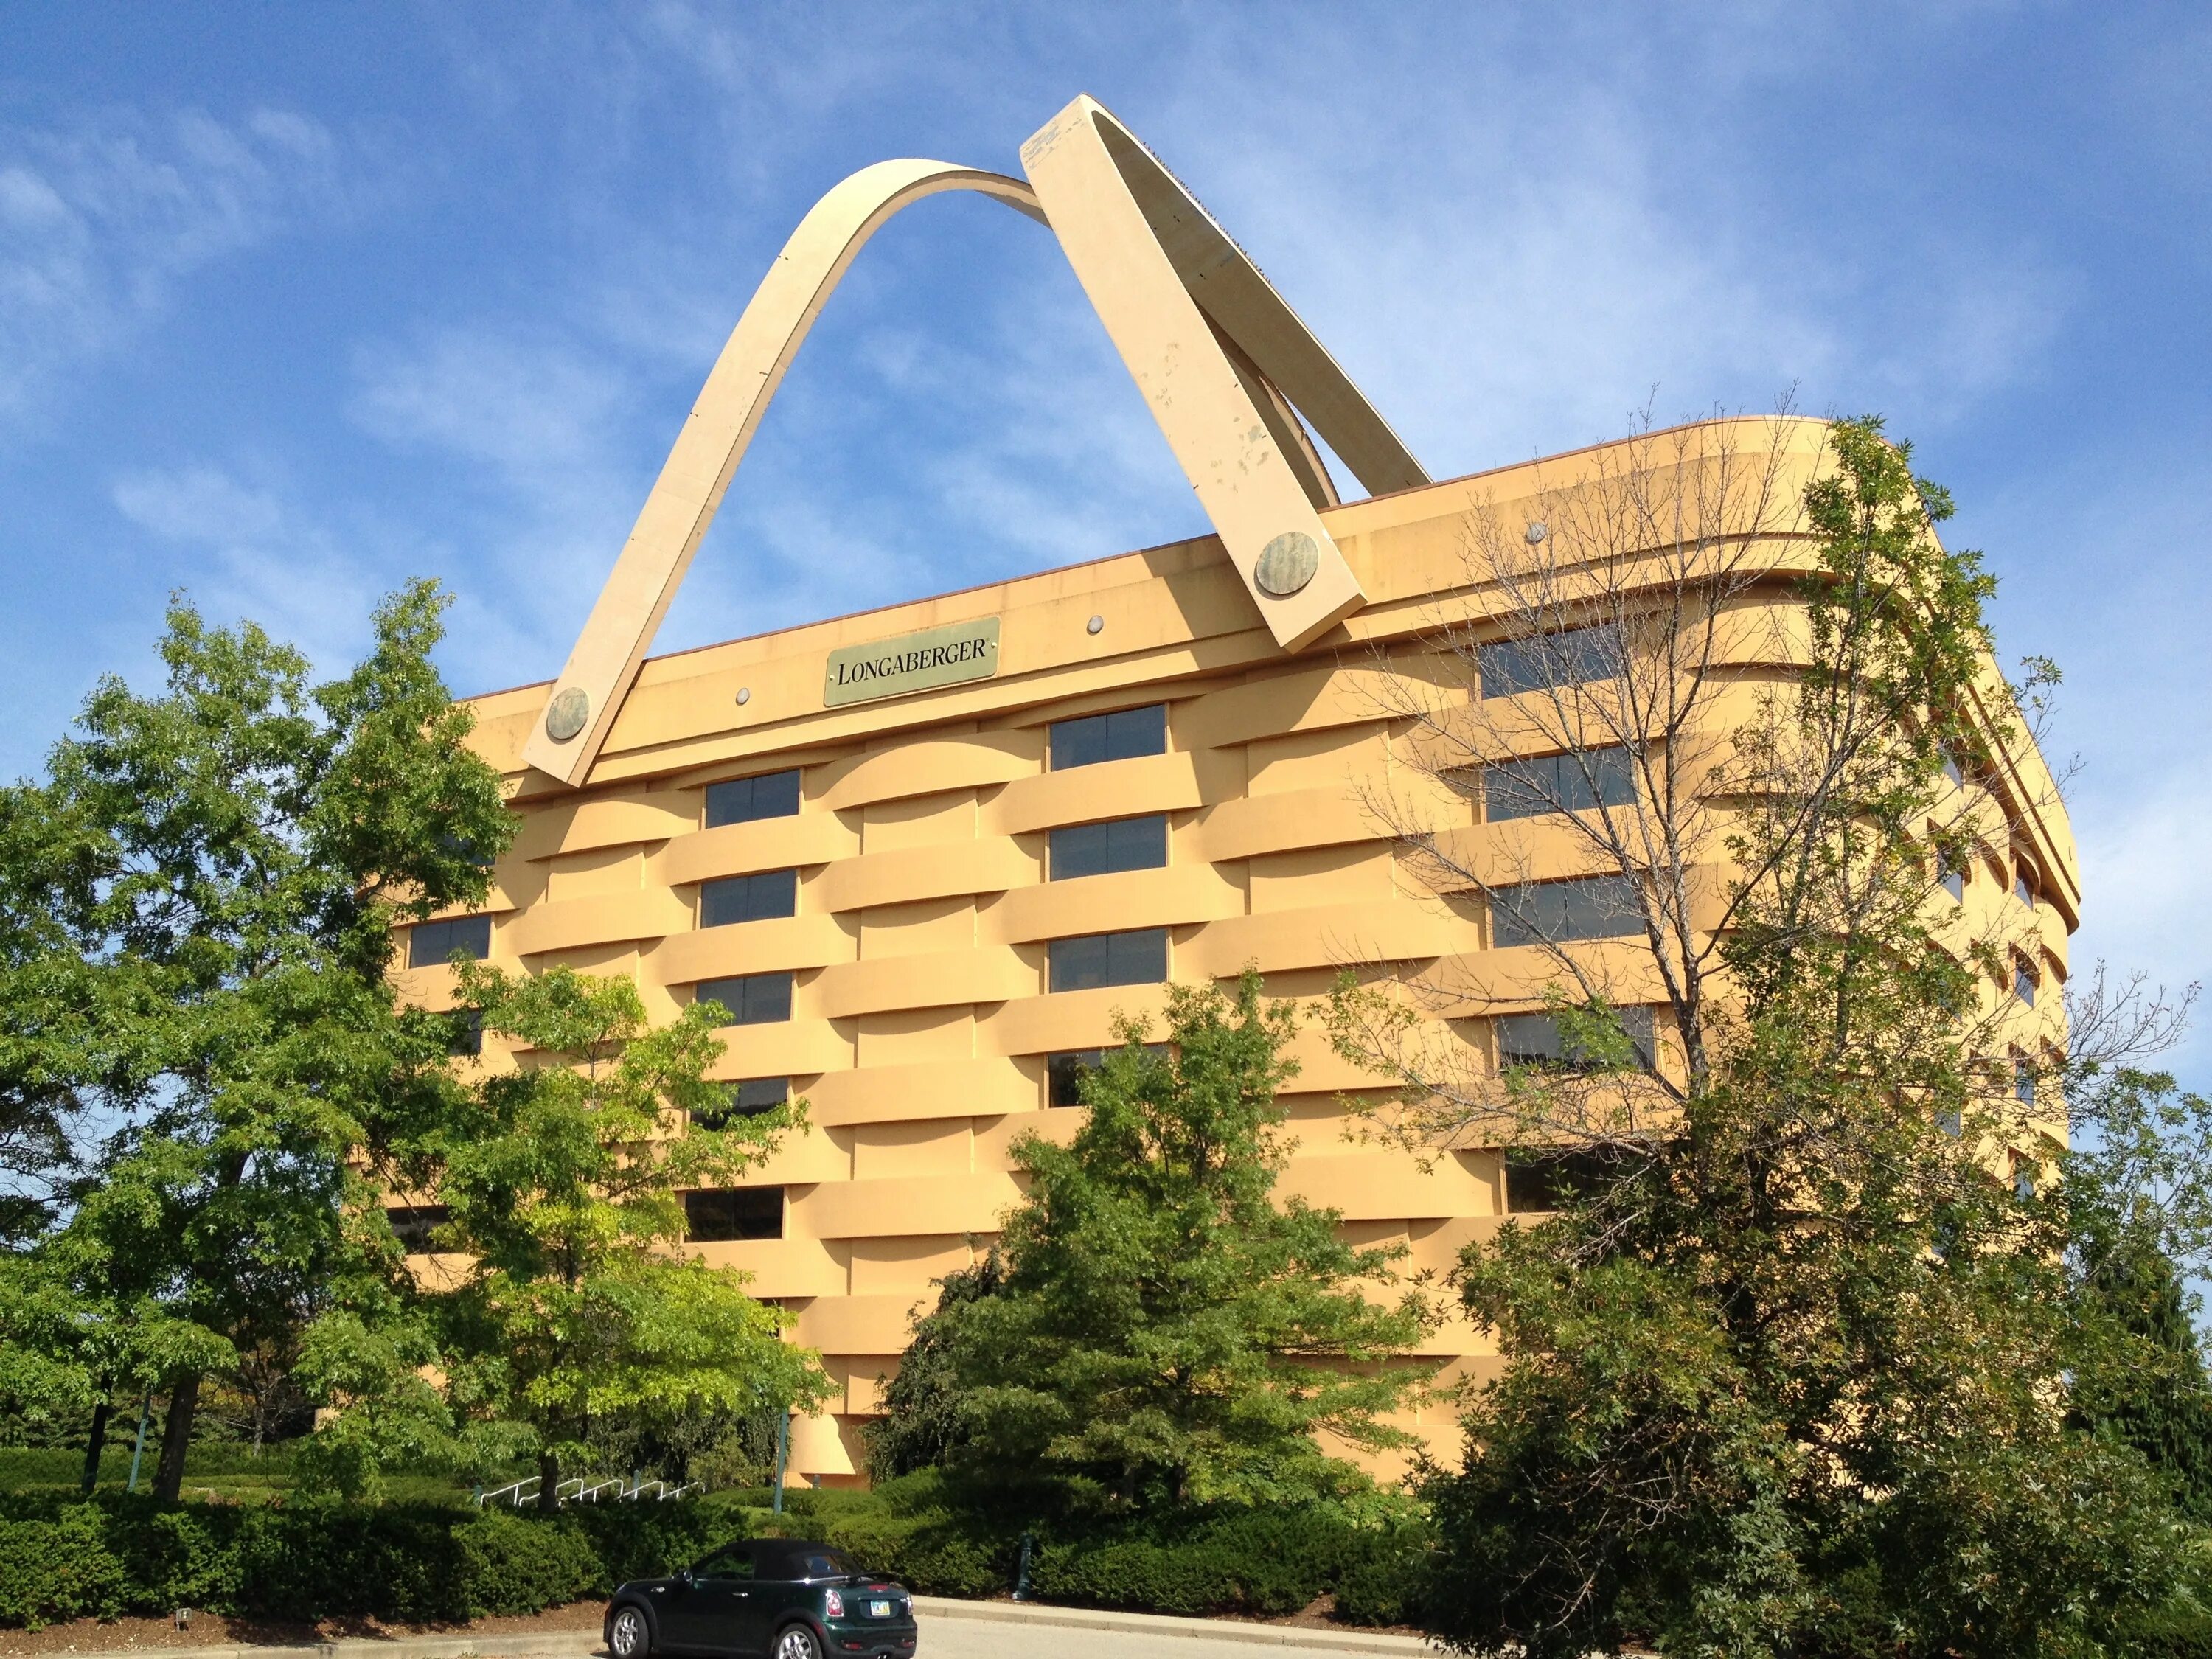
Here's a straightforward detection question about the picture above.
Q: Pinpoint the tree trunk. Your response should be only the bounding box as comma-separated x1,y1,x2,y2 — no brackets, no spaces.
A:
80,1397,112,1494
536,1445,561,1514
152,1374,201,1503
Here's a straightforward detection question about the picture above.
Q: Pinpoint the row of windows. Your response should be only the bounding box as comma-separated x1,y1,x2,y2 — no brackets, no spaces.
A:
423,872,1648,1035
692,812,1171,934
386,1192,786,1248
695,705,1169,837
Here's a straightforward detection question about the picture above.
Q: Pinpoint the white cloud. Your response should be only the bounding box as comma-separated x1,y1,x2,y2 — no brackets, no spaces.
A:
111,465,376,674
0,107,344,422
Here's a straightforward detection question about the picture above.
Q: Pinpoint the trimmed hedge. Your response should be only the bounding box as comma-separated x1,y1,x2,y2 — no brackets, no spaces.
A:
0,1485,1430,1632
0,1494,745,1629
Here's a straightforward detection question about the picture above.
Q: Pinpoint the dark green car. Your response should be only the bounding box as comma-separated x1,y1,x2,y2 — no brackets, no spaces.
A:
605,1540,917,1659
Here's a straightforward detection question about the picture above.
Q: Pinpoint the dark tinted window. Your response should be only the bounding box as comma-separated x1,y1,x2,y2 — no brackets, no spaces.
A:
1504,1150,1612,1214
445,1008,484,1058
1496,1006,1655,1070
683,1186,783,1242
694,1544,756,1581
695,973,794,1026
1047,1044,1169,1107
1491,876,1643,947
1485,748,1636,821
388,1205,451,1251
408,914,492,967
701,869,798,927
1938,849,1965,901
705,770,803,828
1478,624,1621,700
1048,929,1168,993
1049,704,1166,770
759,1544,859,1580
1049,815,1168,880
691,1077,790,1126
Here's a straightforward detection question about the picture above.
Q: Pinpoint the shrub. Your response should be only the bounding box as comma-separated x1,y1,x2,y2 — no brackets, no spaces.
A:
453,1512,602,1615
0,1506,128,1628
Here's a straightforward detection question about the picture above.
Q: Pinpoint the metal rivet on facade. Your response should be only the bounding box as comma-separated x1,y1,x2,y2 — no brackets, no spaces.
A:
1086,615,1105,636
1524,521,1548,545
735,686,751,706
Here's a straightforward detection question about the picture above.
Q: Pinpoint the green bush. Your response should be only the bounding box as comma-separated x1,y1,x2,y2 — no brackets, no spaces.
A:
453,1512,602,1615
0,1484,1431,1632
0,1506,128,1627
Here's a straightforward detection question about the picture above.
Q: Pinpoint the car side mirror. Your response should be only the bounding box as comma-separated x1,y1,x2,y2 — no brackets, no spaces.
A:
677,1569,694,1586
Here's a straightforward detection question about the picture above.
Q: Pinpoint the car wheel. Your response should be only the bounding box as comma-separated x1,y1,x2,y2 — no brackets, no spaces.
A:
772,1625,823,1659
610,1605,653,1659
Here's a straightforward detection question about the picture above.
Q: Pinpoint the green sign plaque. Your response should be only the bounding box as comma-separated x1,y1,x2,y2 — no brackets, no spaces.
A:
824,617,1001,708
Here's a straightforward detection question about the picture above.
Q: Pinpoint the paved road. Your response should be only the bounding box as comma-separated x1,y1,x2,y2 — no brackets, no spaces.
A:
914,1611,1422,1659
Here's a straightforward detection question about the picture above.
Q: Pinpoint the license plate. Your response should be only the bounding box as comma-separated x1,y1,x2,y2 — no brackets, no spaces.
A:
869,1599,894,1618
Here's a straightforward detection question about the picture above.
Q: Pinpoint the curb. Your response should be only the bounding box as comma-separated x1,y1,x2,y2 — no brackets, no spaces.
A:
913,1596,1436,1652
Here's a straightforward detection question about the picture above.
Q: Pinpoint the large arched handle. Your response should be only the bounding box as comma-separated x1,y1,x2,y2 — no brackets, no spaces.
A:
524,97,1425,787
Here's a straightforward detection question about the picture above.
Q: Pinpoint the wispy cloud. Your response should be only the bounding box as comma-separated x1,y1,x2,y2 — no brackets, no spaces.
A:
111,464,377,673
0,107,347,423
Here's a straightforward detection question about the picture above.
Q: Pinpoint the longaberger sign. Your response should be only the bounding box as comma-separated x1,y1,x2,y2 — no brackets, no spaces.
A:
824,618,1001,708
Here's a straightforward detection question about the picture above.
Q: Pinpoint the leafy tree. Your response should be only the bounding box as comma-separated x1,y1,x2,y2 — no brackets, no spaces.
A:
902,972,1431,1516
0,582,510,1499
404,961,831,1512
1331,417,2198,1655
2063,1064,2212,1524
866,1251,1004,1481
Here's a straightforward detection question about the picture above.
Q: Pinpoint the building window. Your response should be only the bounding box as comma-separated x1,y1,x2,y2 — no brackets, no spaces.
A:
692,1077,790,1125
1503,1150,1610,1214
1045,1044,1168,1107
2013,956,2037,1007
1050,815,1168,880
1941,752,1964,789
1937,1106,1963,1138
388,1205,451,1251
1049,704,1166,770
445,1008,484,1058
1048,928,1168,992
2012,1054,2036,1110
683,1187,783,1242
1937,849,1964,902
1491,876,1643,947
701,868,798,928
1485,747,1636,822
2014,868,2035,908
695,973,794,1026
1478,624,1621,700
2012,1155,2037,1201
1496,1006,1655,1071
706,770,802,829
408,914,492,967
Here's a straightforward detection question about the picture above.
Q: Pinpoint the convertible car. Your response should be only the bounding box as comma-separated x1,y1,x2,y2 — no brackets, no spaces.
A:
605,1539,918,1659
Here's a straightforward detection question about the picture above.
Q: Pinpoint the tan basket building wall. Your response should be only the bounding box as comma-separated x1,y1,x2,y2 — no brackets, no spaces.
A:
397,417,2079,1487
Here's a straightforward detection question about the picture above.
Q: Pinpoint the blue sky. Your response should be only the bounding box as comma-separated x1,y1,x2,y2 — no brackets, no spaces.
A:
4,3,2207,1082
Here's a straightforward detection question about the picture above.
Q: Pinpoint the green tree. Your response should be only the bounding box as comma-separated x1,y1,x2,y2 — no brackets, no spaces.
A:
0,582,511,1499
905,972,1430,1515
1332,417,2196,1656
410,961,830,1512
866,1251,1004,1481
2063,1063,2212,1524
